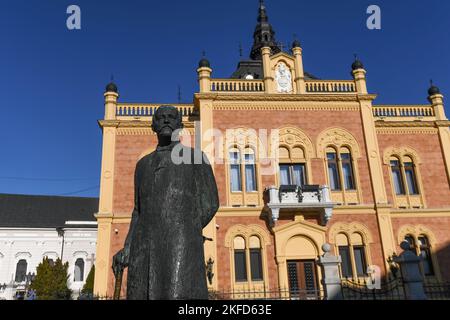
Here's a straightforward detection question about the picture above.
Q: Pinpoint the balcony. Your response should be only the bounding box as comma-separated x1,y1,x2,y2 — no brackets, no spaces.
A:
266,185,334,226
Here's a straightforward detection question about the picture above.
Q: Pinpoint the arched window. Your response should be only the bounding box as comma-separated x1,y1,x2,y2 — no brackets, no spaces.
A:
279,146,307,187
244,148,257,192
233,236,247,282
336,234,352,278
390,157,405,195
336,232,368,278
15,260,27,283
327,147,357,191
404,234,415,250
249,236,263,281
229,148,242,192
389,155,420,196
418,236,434,276
341,147,355,190
74,258,85,282
233,235,265,283
403,235,435,277
351,233,367,277
229,146,259,194
327,148,341,190
404,156,419,195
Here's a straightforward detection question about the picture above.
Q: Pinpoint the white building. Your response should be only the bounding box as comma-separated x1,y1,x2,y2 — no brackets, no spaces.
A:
0,194,98,300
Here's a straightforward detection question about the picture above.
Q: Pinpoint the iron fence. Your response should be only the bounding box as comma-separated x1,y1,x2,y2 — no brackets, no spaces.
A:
208,287,325,300
341,276,406,300
423,282,450,300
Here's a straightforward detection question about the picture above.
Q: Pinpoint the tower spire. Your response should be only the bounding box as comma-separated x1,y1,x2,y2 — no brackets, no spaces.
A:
250,0,281,60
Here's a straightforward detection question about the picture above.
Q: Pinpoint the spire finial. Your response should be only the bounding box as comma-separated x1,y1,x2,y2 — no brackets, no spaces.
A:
351,54,364,71
202,50,206,57
177,85,182,103
250,0,280,59
292,34,301,49
239,42,243,57
428,79,440,96
106,75,118,93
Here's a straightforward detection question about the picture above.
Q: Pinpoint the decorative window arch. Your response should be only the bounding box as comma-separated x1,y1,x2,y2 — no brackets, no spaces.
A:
278,127,315,160
316,128,361,159
317,128,362,204
15,252,32,259
329,222,373,278
277,126,314,186
383,146,425,208
383,146,422,166
225,225,271,287
397,225,437,246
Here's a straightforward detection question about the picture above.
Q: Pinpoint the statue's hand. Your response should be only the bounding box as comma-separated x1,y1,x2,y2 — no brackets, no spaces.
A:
112,248,129,278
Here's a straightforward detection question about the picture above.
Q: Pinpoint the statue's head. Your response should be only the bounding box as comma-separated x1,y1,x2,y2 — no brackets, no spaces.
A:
151,105,183,137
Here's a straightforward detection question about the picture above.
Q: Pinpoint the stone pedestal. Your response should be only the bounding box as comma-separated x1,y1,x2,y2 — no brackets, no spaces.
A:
318,244,343,300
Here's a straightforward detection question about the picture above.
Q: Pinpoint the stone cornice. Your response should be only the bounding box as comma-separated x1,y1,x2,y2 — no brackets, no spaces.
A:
376,127,438,135
195,93,376,103
435,120,450,127
212,104,360,111
375,121,437,128
98,120,196,129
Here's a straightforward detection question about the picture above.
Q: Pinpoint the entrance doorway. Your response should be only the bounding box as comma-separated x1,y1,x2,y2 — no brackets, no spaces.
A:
287,260,319,299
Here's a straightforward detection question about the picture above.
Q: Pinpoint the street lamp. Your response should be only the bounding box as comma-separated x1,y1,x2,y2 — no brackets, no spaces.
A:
56,227,65,262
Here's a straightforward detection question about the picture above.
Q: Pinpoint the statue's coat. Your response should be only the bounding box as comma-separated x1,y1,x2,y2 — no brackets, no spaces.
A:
124,142,219,300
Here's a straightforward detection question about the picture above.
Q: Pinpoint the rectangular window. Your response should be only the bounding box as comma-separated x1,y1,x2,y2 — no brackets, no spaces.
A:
250,249,263,281
353,246,367,277
338,246,352,277
390,160,405,195
230,152,242,192
341,153,355,190
234,250,247,282
327,153,341,190
279,164,306,187
245,153,257,192
404,163,419,195
279,165,291,185
292,164,306,187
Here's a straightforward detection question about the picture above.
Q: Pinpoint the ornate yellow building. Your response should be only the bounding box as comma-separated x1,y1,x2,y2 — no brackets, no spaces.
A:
94,1,450,298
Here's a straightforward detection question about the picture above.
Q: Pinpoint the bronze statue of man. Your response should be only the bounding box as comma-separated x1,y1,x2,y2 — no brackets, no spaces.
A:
112,105,219,300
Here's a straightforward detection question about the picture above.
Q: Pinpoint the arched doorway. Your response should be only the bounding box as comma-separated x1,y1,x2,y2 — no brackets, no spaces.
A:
273,218,327,299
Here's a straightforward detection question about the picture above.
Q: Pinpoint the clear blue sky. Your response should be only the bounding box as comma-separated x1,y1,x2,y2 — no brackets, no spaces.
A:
0,0,449,197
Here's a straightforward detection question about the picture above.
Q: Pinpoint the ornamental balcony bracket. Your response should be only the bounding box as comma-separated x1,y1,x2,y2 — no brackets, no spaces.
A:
266,185,335,227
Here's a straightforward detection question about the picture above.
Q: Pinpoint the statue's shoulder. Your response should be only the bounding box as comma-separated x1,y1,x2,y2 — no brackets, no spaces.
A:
135,152,155,171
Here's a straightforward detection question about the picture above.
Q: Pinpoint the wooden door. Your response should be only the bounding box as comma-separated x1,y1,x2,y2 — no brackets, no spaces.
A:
287,260,319,299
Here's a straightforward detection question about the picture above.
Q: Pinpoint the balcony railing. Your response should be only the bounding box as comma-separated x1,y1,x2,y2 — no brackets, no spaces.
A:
305,80,356,93
116,104,195,118
373,105,435,119
266,185,334,226
210,79,265,92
